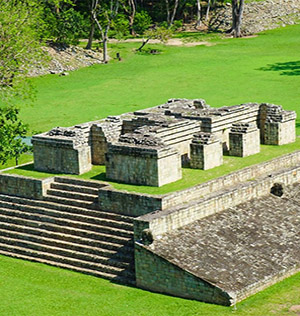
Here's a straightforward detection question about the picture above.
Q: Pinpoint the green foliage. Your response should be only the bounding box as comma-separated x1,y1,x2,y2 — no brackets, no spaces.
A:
0,107,30,165
144,26,173,43
0,0,45,106
133,11,152,34
110,15,130,39
42,7,87,45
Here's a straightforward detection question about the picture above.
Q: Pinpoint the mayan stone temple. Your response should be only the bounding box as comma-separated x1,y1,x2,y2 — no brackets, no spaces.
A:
0,98,299,306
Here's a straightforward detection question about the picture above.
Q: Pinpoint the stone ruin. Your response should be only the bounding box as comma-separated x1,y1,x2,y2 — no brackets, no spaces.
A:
32,99,296,186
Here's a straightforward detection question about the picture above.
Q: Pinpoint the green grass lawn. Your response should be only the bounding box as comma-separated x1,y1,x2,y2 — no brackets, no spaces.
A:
4,138,300,194
0,254,299,316
20,24,300,136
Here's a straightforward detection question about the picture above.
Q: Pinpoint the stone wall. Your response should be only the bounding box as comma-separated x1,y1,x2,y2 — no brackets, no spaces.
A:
135,243,232,305
135,162,300,239
106,140,182,187
0,174,53,199
98,186,163,216
211,0,300,35
98,150,300,218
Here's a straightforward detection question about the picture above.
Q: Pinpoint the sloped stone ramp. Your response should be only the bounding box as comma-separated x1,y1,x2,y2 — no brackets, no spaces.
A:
136,182,300,305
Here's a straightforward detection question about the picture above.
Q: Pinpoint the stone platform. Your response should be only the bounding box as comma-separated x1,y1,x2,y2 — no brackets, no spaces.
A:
137,183,300,305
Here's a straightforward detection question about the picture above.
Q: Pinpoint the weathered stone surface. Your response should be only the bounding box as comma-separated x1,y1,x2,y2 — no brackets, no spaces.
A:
229,123,260,157
106,132,182,187
190,133,223,169
140,182,300,304
211,0,300,35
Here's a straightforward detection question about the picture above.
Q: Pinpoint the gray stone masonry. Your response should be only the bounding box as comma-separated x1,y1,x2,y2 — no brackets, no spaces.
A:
190,133,223,169
32,124,92,175
106,132,182,187
142,182,300,304
31,98,296,181
229,123,260,157
259,103,296,145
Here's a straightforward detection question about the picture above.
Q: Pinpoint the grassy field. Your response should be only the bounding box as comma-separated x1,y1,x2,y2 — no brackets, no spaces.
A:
5,138,300,194
20,24,300,135
2,24,300,315
0,254,299,316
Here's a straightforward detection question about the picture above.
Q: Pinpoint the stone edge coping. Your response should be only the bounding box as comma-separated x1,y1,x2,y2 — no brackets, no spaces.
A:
137,163,300,222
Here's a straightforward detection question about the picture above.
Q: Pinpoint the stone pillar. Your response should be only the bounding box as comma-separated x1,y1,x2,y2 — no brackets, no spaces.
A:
229,123,260,157
190,133,223,170
259,103,296,145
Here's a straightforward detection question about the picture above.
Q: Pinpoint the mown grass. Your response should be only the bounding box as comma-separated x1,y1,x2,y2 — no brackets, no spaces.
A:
0,254,299,316
20,24,300,136
4,138,300,194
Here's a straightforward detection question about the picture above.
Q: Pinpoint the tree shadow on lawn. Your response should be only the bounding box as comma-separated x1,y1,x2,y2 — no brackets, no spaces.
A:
258,60,300,76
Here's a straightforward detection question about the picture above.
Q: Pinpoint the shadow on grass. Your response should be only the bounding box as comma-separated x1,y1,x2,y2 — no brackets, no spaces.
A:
258,60,300,76
91,173,107,181
15,163,35,171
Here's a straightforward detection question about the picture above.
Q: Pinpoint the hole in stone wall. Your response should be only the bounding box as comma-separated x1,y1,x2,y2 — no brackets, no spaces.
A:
270,183,284,197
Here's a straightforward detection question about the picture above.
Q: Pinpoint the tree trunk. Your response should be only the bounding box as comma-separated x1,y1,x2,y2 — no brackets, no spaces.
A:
165,0,171,26
231,0,244,37
205,0,211,22
86,20,95,49
196,0,201,28
103,37,108,62
136,38,150,51
170,0,179,26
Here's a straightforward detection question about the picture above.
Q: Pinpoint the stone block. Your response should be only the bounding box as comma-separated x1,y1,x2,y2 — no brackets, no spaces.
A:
229,123,260,157
190,133,223,170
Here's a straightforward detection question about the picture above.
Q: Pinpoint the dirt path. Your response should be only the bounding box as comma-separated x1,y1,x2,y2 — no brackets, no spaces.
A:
109,38,213,47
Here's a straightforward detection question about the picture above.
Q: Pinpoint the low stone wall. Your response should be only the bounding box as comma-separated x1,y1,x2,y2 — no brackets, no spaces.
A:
135,163,300,239
0,174,53,199
161,150,300,210
98,150,300,217
98,186,163,217
135,243,231,305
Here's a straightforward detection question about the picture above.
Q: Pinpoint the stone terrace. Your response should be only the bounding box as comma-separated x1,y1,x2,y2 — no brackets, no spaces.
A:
147,183,300,302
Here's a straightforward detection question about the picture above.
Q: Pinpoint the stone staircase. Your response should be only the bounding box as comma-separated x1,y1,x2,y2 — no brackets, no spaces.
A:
0,177,136,284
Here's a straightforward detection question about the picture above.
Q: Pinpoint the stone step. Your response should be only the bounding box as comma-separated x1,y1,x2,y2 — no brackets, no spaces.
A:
54,177,106,189
0,200,133,231
0,213,133,245
0,194,134,223
0,208,133,238
0,249,135,285
0,235,133,270
43,195,98,209
50,182,99,195
0,228,134,262
0,200,132,231
0,221,133,252
0,242,135,280
46,189,98,202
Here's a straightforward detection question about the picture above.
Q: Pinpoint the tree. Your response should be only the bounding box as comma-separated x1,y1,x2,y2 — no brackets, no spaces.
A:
136,26,173,52
165,0,179,27
86,0,120,62
0,107,30,166
231,0,244,37
121,0,136,36
0,0,45,165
